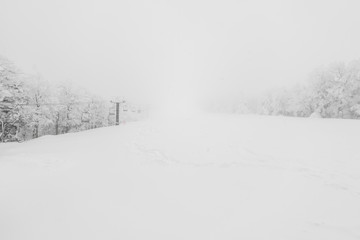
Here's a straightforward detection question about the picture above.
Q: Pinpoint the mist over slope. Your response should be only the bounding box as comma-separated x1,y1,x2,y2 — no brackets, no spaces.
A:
1,114,360,240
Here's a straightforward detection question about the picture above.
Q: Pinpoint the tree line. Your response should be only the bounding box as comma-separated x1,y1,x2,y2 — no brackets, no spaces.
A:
3,55,360,142
212,59,360,119
0,56,114,142
260,60,360,118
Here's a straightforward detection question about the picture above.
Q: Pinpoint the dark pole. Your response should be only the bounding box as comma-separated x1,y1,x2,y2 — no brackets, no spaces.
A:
116,102,120,125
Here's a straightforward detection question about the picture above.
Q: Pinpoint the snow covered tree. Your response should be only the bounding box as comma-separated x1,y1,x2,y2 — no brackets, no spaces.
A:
22,74,54,138
254,59,360,119
55,83,83,134
0,56,27,142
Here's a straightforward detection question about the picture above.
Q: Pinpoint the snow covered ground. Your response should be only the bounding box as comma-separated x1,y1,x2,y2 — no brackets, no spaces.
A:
1,114,360,240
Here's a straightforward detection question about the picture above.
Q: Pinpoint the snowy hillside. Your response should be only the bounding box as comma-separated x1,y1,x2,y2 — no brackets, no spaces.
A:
1,114,360,240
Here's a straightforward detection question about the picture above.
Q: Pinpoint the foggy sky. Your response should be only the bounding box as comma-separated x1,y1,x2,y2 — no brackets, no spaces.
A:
1,0,360,107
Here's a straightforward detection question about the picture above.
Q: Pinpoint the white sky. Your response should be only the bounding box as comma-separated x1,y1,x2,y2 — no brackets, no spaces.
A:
1,0,360,107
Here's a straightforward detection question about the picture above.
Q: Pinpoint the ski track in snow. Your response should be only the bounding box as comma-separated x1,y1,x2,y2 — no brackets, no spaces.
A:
125,117,360,200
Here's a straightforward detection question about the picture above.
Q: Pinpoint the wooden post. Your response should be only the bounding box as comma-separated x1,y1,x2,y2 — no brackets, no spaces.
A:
116,102,120,125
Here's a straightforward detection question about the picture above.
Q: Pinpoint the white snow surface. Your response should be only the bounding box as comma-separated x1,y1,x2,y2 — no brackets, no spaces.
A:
1,114,360,240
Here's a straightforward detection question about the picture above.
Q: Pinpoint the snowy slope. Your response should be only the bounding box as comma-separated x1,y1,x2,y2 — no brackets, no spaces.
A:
1,114,360,240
